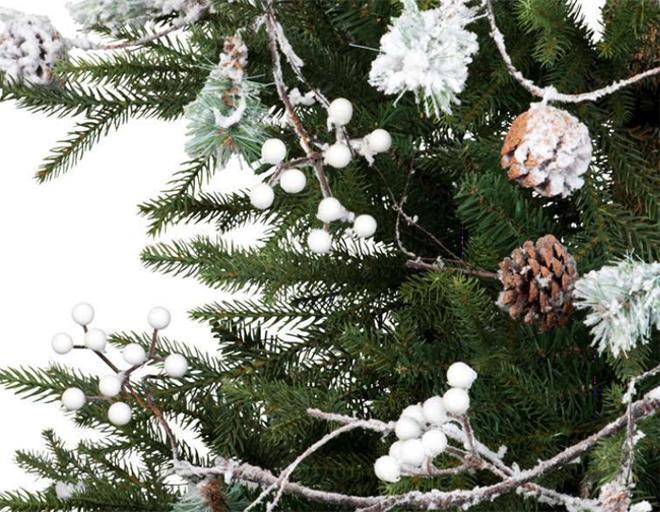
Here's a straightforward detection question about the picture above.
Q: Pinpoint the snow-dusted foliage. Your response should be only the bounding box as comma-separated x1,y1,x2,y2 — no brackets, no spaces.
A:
574,257,660,357
0,8,67,85
368,0,478,117
184,34,267,162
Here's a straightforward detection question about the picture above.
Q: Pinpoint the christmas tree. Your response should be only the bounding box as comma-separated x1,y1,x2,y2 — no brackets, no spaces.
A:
1,0,659,511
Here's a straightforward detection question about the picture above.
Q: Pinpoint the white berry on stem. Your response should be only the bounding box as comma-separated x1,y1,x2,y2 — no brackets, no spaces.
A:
51,333,74,355
400,438,426,467
400,404,426,425
164,354,188,378
367,128,392,153
250,183,275,210
261,138,287,165
423,395,448,426
446,362,478,389
108,402,132,426
71,303,94,326
388,440,405,460
123,343,147,366
148,307,171,330
307,229,333,254
443,387,470,416
374,455,401,483
61,388,86,411
327,98,353,127
99,375,123,398
353,214,377,238
317,197,346,223
422,429,448,457
394,416,422,440
279,168,307,194
85,328,107,352
324,143,352,169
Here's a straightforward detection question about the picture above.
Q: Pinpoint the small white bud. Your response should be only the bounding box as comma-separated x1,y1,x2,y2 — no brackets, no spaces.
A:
279,168,307,194
61,388,86,411
442,387,470,416
388,440,405,461
399,438,426,467
422,429,448,457
99,375,123,398
84,328,107,352
51,333,74,355
323,143,352,169
249,183,275,210
317,197,346,223
327,98,353,127
367,129,392,153
353,214,378,238
71,303,94,326
394,416,422,440
307,229,333,254
261,138,287,165
400,404,426,425
374,455,401,483
123,343,147,366
164,354,188,378
446,362,477,389
108,402,132,426
148,307,171,330
422,396,448,426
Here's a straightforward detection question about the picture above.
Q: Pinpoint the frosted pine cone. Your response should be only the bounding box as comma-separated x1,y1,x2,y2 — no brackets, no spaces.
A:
501,104,592,198
598,481,631,512
0,8,67,85
498,235,578,331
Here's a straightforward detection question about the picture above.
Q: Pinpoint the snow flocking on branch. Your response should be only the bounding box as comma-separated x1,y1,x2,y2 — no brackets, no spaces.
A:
368,0,479,117
573,257,660,358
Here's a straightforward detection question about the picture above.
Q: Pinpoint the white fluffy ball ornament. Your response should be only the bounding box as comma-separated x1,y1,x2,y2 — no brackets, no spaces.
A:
148,307,171,330
261,138,287,165
400,404,426,425
367,129,392,153
99,375,123,398
422,429,448,457
51,333,74,355
422,395,448,426
353,214,378,238
123,343,147,366
395,416,422,440
108,402,132,426
61,388,86,411
443,387,470,416
85,328,107,352
374,455,401,483
164,354,188,378
324,143,352,169
327,98,353,128
400,438,426,467
250,183,275,210
72,303,95,326
317,197,346,223
446,362,478,389
279,168,307,194
388,440,405,460
501,104,592,198
307,229,333,254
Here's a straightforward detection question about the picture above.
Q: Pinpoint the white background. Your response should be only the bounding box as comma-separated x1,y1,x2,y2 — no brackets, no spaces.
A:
0,0,604,492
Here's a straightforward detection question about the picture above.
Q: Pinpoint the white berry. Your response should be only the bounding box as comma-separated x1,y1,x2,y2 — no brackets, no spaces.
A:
123,344,147,366
317,197,346,223
446,362,478,389
61,388,86,411
148,307,171,330
71,303,94,326
51,333,74,355
422,429,448,457
85,328,107,352
367,128,392,153
353,214,377,238
108,402,132,426
164,354,188,378
374,455,401,483
388,440,405,461
307,229,333,254
279,169,307,194
422,396,448,426
443,387,470,416
99,375,123,398
250,183,275,210
400,404,426,425
261,138,287,165
394,416,422,440
400,439,426,467
328,98,353,127
324,143,352,169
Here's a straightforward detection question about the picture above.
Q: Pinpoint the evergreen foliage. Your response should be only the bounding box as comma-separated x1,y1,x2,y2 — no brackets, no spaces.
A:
0,0,658,510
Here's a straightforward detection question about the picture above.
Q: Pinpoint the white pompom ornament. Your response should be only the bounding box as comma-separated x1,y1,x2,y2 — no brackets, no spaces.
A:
250,183,275,210
279,169,307,194
367,129,392,153
324,143,352,169
422,396,448,426
148,307,171,330
85,328,107,352
388,440,405,460
51,333,74,355
123,344,147,366
422,429,448,457
400,439,426,467
443,387,470,416
307,229,333,254
317,197,346,223
261,138,287,165
99,375,123,398
61,388,86,411
394,416,422,440
446,362,478,389
108,402,132,426
353,214,377,238
374,455,401,483
400,404,426,425
72,303,94,326
327,98,353,127
164,354,188,378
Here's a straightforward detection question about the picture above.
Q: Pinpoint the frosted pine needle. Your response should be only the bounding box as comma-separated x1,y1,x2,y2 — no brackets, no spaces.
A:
574,257,660,357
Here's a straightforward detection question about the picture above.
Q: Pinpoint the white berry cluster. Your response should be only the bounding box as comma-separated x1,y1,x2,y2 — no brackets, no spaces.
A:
368,0,479,117
55,304,188,427
252,97,392,254
0,8,67,86
374,362,477,483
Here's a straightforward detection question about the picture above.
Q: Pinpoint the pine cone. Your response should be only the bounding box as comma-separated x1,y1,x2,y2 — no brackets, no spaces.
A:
497,235,578,331
501,104,592,198
198,479,227,512
598,481,631,512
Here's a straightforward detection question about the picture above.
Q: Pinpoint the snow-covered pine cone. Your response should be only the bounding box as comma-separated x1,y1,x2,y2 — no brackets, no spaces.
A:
497,234,578,331
198,479,228,512
500,104,592,198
